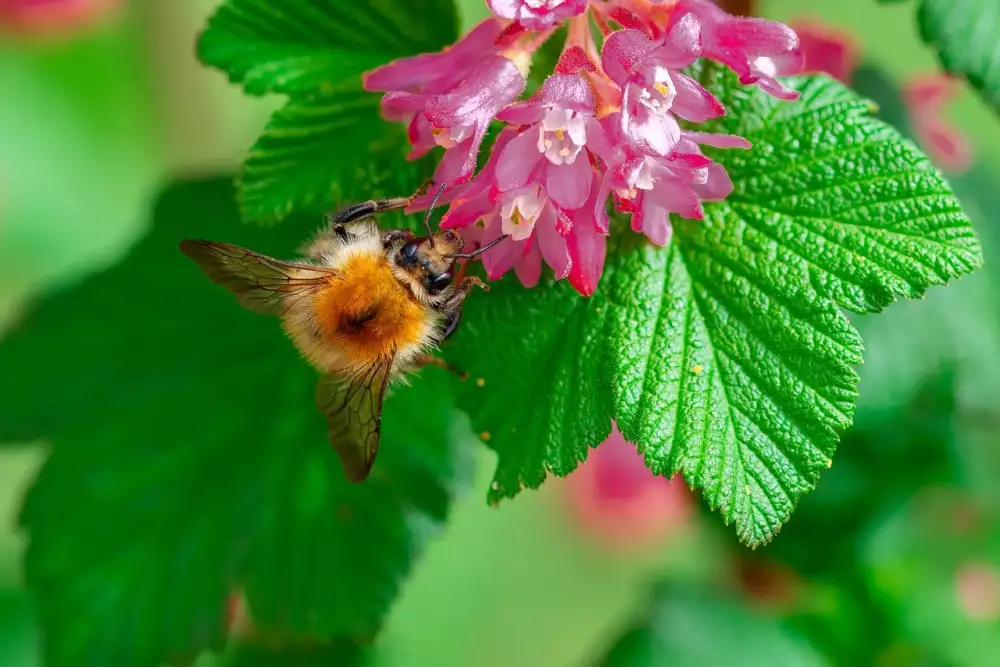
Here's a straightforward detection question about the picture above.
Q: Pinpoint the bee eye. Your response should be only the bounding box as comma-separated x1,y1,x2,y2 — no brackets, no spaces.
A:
400,242,418,265
429,272,452,293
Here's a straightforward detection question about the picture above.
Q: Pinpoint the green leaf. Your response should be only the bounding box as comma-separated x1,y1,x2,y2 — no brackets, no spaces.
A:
597,583,824,667
239,91,435,225
447,70,982,546
226,641,366,667
198,0,459,97
4,178,472,667
917,0,1000,113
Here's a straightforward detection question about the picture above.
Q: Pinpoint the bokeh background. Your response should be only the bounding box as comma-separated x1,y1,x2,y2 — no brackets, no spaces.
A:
2,1,1000,665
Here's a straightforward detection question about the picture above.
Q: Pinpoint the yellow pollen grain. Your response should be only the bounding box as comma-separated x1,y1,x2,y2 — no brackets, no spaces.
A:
431,127,444,136
692,364,704,375
476,377,486,387
480,431,492,441
628,188,638,199
826,458,833,469
511,208,523,225
745,484,752,496
555,128,565,140
559,147,571,157
544,139,553,149
653,82,670,97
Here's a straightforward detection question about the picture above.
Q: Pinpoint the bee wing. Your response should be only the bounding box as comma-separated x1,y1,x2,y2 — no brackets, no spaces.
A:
316,357,395,482
180,239,336,316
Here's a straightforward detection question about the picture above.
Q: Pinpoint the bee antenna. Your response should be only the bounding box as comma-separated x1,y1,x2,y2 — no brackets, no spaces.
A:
423,183,448,248
444,234,510,260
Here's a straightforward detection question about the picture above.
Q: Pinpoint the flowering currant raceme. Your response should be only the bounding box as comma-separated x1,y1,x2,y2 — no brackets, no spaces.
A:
363,0,805,295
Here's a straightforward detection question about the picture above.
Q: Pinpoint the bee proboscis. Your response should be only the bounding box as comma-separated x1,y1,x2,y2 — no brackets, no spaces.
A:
180,186,506,482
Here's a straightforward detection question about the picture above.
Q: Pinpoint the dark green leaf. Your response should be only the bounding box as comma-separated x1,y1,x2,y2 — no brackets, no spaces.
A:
448,70,982,546
597,583,824,667
198,0,459,96
918,0,1000,113
239,91,436,225
5,178,472,667
226,640,366,667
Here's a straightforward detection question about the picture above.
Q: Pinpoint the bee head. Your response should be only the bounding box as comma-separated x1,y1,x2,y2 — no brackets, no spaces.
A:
394,229,465,296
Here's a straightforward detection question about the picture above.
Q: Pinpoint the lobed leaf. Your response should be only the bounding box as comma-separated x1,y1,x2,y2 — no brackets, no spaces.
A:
447,71,982,546
239,91,436,225
917,0,1000,114
3,178,473,667
197,0,458,97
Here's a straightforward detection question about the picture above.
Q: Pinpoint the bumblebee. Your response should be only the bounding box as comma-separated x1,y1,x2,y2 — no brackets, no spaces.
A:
180,187,504,482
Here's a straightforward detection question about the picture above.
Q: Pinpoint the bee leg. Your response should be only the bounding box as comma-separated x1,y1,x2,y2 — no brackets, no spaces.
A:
415,353,468,380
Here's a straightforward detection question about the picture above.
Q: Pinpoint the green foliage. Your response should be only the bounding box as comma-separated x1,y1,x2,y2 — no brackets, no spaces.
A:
198,0,458,225
448,68,981,546
197,0,458,97
1,178,473,667
240,92,435,225
597,583,824,667
916,0,1000,113
226,641,367,667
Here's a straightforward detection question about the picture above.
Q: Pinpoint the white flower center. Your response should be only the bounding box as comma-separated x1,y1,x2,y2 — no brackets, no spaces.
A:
630,158,659,191
536,106,587,166
500,185,546,241
431,124,473,149
638,65,677,116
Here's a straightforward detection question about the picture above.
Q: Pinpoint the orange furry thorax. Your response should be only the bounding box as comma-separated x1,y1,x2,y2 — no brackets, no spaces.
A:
313,252,427,363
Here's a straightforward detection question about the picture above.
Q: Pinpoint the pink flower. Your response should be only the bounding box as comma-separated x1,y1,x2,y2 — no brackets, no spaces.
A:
791,19,858,84
903,74,973,174
488,0,589,30
602,17,724,156
365,20,526,185
369,0,804,295
0,0,122,35
674,0,804,100
563,423,691,552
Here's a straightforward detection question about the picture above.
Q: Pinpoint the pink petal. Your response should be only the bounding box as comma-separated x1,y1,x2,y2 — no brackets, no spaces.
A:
433,136,479,186
480,216,523,279
406,114,436,159
912,118,973,173
364,19,503,93
567,185,608,296
648,175,703,221
425,56,526,129
636,194,672,246
488,0,589,31
670,73,726,122
546,156,593,210
691,163,734,201
593,171,613,235
514,238,543,287
536,204,572,279
496,128,546,191
682,131,752,150
623,87,681,155
497,101,545,125
540,73,596,113
602,29,656,86
652,13,702,69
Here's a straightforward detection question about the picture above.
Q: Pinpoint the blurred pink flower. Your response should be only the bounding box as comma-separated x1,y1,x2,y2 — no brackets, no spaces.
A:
955,561,1000,622
903,74,973,174
0,0,122,35
367,0,804,295
790,19,858,84
563,423,691,550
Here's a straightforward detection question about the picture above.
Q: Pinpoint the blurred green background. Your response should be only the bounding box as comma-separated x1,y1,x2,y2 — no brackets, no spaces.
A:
2,1,1000,666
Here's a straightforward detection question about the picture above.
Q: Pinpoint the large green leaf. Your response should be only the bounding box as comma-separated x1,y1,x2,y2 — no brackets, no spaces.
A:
917,0,1000,113
239,91,435,225
597,583,824,667
198,0,459,97
447,70,981,546
3,178,473,667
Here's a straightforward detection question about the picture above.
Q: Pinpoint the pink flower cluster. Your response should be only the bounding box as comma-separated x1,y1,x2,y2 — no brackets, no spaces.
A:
365,0,804,295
